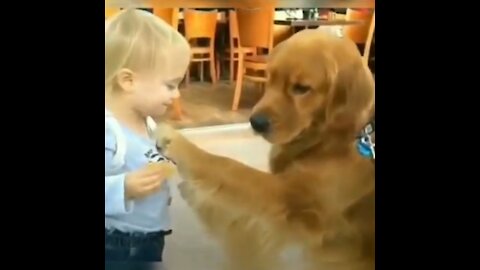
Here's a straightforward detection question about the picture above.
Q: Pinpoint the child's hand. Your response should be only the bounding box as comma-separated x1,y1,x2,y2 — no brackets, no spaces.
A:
124,163,172,200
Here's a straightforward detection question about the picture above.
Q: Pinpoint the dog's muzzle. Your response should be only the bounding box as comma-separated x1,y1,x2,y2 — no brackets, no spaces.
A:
249,114,271,133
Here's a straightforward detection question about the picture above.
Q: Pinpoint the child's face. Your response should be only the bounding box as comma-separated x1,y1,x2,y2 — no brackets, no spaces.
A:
129,52,189,118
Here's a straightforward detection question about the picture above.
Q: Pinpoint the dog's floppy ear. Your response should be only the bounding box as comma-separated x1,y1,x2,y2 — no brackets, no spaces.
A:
325,61,374,136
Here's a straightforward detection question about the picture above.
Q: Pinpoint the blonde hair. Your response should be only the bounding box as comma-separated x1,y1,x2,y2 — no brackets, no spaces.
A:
105,9,190,92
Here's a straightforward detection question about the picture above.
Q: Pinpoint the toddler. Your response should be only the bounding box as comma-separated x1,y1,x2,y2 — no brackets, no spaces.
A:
105,8,191,265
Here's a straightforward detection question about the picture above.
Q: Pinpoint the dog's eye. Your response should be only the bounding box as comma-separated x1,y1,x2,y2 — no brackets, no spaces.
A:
292,84,311,95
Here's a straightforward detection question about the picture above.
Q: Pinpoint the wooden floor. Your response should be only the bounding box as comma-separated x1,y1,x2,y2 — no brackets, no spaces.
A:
161,81,263,128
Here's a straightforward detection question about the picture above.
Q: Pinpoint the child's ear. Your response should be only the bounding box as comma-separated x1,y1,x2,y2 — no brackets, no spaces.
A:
115,68,135,92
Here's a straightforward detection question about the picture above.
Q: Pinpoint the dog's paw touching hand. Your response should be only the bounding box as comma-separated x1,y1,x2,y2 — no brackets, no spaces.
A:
153,123,180,154
153,123,202,168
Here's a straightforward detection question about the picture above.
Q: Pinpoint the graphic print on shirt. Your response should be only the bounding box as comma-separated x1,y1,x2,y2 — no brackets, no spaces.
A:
144,148,174,206
144,149,176,164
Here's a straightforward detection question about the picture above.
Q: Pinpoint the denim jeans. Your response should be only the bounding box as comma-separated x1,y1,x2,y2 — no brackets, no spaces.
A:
105,229,171,269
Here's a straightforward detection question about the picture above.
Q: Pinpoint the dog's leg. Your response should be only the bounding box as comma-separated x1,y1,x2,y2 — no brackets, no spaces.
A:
155,124,288,220
221,225,285,270
154,124,330,270
303,233,375,270
181,183,286,270
304,255,374,270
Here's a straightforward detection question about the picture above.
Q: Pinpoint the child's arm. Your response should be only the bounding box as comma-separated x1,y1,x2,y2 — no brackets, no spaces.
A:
105,130,172,216
105,137,134,216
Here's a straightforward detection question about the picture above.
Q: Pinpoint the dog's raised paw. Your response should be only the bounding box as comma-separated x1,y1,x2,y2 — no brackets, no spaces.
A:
153,123,179,151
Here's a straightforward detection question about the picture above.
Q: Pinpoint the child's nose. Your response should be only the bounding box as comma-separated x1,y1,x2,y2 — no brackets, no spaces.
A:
171,88,180,99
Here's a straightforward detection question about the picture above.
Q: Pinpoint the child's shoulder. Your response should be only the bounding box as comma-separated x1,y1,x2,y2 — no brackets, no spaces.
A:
105,109,157,150
105,109,125,151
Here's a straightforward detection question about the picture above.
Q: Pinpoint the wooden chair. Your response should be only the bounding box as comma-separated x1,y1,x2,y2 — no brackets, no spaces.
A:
273,24,293,46
231,7,275,111
343,9,374,58
183,9,218,85
105,8,121,19
152,7,180,30
105,0,119,19
363,10,375,65
216,10,255,82
151,6,183,120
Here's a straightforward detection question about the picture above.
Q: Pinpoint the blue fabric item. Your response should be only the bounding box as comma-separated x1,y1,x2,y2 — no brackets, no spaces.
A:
357,139,374,159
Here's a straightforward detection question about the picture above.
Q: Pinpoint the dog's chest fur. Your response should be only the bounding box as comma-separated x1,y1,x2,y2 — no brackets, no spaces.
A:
269,143,321,173
269,145,291,173
269,144,310,173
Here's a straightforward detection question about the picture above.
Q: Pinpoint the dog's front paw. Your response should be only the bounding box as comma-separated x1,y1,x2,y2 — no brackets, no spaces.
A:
153,123,203,166
153,123,181,154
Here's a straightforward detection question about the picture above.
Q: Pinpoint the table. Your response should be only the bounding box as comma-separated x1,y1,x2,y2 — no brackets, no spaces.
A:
106,0,375,9
106,0,375,65
275,19,364,28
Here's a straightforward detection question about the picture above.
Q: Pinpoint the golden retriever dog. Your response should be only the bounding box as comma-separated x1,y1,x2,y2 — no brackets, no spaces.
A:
155,29,375,270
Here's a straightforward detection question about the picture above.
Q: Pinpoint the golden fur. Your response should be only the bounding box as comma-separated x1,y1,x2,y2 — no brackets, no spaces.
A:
155,30,375,270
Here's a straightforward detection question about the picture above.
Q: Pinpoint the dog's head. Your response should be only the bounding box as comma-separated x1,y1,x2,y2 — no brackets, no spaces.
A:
250,30,374,145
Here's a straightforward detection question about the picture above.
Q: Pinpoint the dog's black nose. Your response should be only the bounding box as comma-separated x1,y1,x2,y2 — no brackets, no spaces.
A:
250,115,270,133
